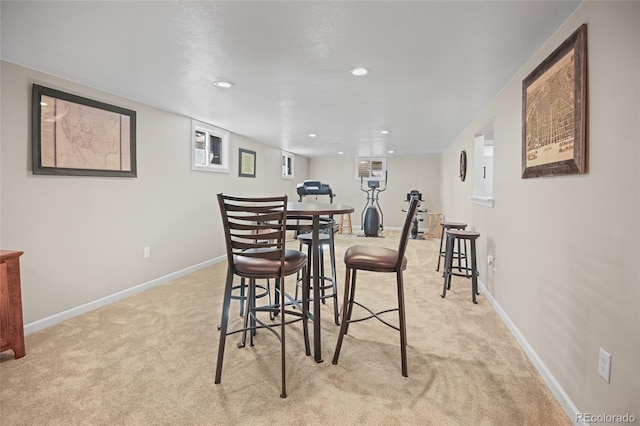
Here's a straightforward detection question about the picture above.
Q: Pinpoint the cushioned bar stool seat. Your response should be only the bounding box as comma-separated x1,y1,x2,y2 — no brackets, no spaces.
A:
296,231,340,325
441,229,481,304
436,222,468,272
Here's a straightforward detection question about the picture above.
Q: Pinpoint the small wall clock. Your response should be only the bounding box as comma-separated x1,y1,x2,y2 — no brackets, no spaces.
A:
459,150,467,181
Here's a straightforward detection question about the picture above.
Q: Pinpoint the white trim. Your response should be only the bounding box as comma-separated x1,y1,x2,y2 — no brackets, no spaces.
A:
192,120,230,173
24,255,226,335
469,196,495,208
281,151,294,179
478,279,582,425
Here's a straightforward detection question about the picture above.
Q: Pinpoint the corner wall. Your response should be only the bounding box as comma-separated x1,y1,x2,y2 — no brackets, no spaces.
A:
440,1,639,419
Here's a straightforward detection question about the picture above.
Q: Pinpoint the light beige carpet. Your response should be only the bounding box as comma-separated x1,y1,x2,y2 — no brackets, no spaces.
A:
0,232,570,425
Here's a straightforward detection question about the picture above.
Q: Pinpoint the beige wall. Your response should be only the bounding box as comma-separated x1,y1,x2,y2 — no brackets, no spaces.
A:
0,61,308,324
440,1,639,418
309,154,441,230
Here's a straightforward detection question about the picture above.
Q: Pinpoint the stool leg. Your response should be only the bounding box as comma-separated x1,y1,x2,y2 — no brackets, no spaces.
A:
238,278,254,348
320,248,326,302
215,269,235,384
441,234,453,298
455,237,463,273
463,238,469,277
396,270,408,377
280,275,287,398
329,231,340,325
436,227,446,271
239,277,246,317
470,240,478,304
333,267,354,365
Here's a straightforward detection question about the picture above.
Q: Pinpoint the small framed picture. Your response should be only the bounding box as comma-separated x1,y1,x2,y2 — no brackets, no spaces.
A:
238,148,256,178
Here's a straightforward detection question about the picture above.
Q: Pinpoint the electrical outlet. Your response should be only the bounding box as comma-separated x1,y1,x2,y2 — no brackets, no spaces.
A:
143,247,151,259
598,347,611,383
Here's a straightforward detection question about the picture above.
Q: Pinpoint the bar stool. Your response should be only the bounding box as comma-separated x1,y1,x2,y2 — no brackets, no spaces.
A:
436,222,468,272
425,212,443,239
295,230,340,326
338,213,353,234
441,229,481,304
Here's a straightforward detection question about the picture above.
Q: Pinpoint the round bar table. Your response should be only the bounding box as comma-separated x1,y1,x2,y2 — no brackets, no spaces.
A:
286,202,354,363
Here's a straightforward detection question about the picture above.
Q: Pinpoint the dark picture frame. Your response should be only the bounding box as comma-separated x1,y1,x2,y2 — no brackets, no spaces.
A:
32,84,137,177
522,24,587,179
238,148,256,178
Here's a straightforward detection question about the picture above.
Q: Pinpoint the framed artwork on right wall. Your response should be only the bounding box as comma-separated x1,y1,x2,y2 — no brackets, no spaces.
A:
522,24,588,178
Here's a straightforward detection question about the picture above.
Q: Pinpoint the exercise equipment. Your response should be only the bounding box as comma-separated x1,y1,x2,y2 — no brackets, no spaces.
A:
403,190,427,239
296,180,335,203
360,172,387,237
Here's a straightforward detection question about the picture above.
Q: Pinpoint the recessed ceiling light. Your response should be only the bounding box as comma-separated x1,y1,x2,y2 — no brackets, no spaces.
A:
309,133,317,138
338,151,344,155
349,67,369,76
213,81,234,88
380,130,390,135
388,150,395,154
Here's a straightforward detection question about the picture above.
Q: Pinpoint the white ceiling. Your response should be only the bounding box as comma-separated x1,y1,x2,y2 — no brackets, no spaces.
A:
0,1,581,158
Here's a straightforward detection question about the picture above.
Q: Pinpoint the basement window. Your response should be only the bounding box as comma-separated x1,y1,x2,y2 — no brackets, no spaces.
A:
355,157,386,180
192,120,230,173
281,151,294,179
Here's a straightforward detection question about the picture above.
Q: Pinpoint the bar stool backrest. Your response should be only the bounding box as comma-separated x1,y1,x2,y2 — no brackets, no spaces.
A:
217,194,287,276
396,196,420,269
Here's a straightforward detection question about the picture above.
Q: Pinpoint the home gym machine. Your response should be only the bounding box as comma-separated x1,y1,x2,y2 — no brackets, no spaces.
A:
360,172,387,237
296,180,335,203
403,190,427,239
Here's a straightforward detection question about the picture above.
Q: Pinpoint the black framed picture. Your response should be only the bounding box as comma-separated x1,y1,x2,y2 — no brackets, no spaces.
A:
238,148,256,178
32,84,137,177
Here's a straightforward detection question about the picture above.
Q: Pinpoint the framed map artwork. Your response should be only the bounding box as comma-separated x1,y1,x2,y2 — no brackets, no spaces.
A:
32,84,137,177
522,24,587,178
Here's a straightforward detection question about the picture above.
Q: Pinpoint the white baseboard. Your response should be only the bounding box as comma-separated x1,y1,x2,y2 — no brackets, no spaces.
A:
24,256,225,335
478,279,582,425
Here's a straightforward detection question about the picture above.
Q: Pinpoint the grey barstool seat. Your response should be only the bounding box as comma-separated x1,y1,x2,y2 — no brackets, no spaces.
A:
441,229,481,304
436,221,468,273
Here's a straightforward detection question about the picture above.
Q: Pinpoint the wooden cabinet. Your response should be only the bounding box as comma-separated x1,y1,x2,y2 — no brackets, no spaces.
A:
0,250,25,359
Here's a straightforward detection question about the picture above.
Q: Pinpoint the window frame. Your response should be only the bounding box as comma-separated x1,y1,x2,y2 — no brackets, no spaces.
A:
354,157,387,181
281,151,294,180
191,120,230,173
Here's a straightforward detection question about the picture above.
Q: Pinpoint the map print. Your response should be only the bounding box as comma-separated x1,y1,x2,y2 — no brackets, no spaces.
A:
40,95,131,171
525,48,575,168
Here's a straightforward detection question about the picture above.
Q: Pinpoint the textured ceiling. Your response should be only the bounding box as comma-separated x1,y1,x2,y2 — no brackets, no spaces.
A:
0,1,581,157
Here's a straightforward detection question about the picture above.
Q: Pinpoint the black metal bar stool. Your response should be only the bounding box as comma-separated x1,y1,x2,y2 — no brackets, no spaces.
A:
436,221,468,273
441,229,481,304
295,229,340,325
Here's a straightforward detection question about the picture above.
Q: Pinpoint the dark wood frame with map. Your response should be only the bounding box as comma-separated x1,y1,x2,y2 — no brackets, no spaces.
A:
522,24,587,178
32,84,137,177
